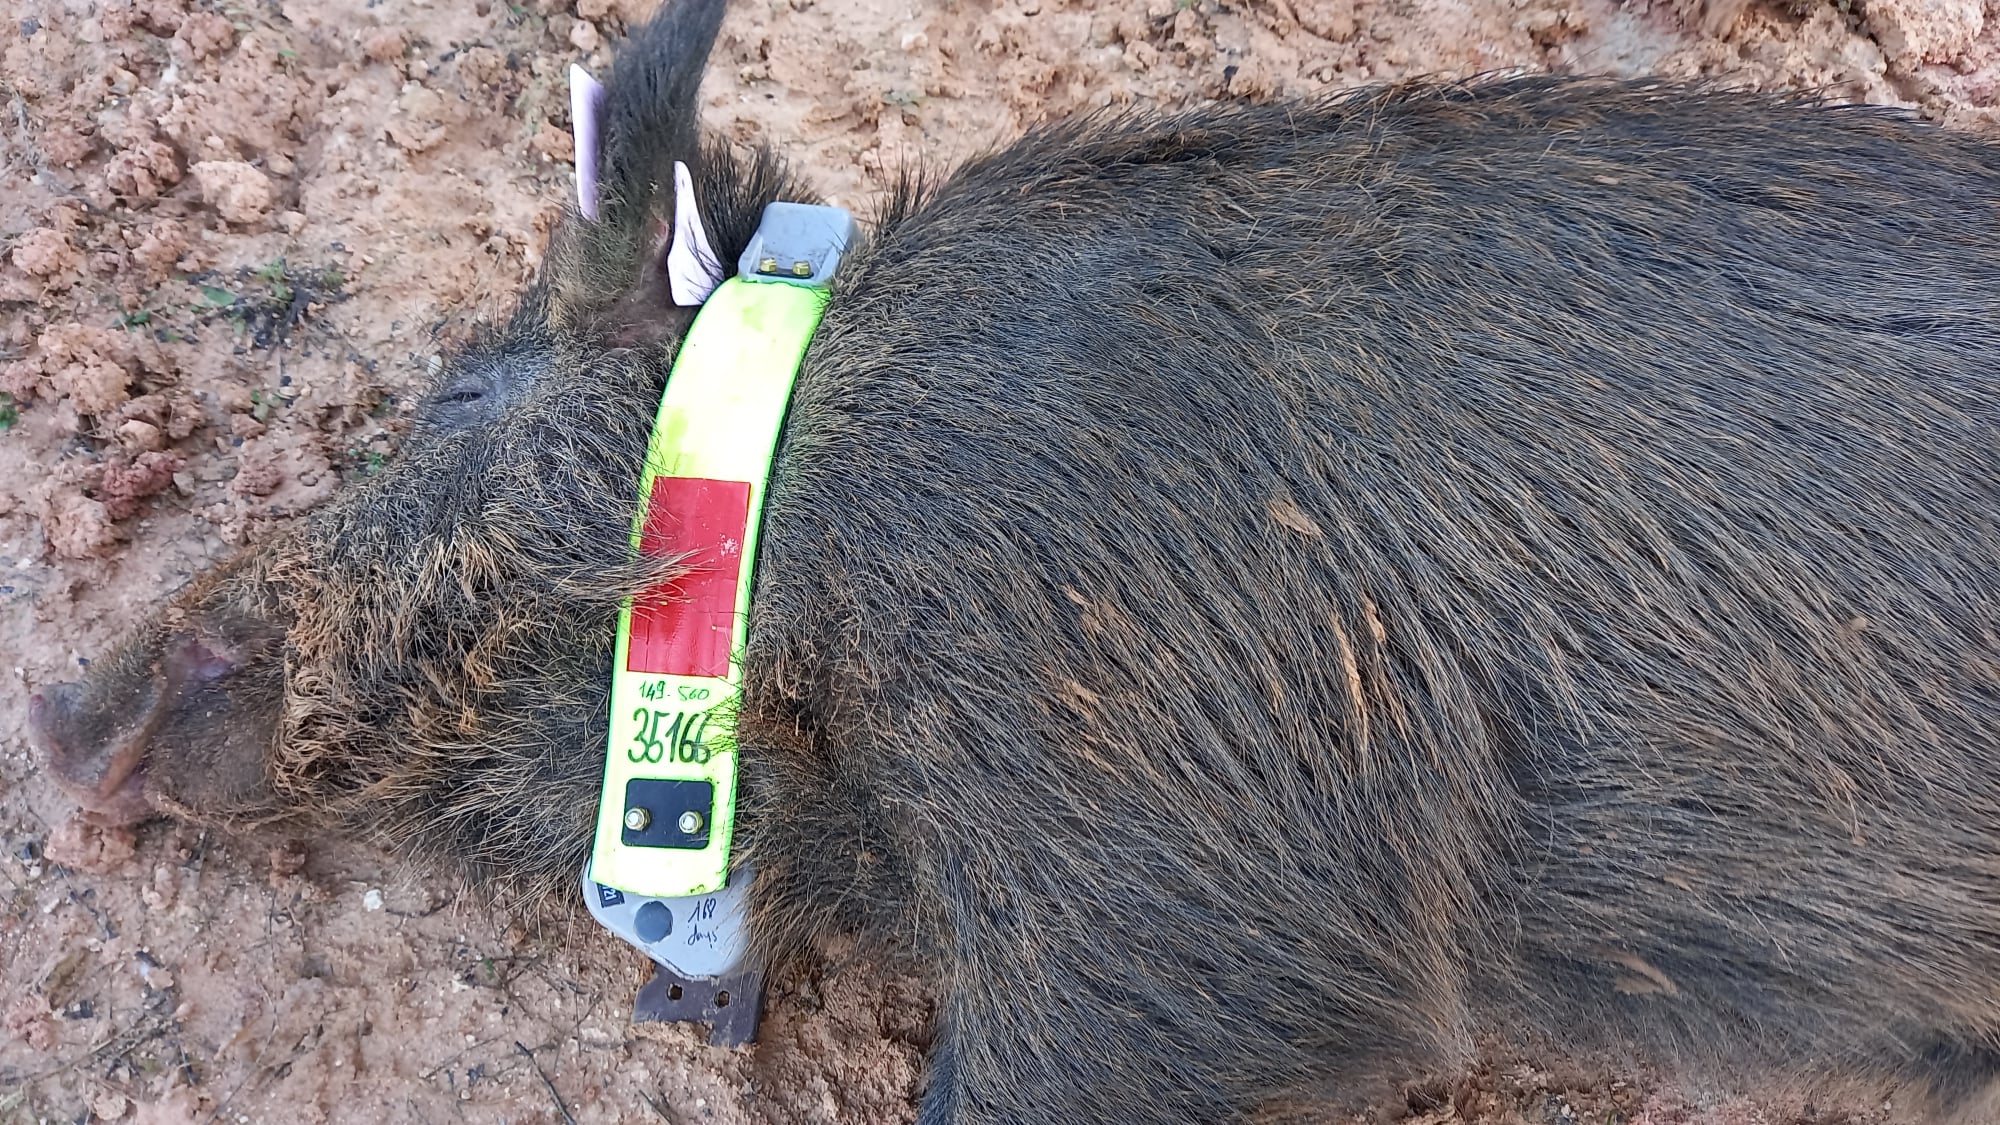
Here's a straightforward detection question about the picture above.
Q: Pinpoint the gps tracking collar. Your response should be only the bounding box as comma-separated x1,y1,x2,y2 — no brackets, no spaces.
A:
569,63,856,1045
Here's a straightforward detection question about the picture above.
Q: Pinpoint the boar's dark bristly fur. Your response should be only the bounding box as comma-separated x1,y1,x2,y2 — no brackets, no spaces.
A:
28,0,2000,1121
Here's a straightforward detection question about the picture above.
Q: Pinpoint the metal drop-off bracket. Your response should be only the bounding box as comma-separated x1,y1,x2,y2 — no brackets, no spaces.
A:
636,963,766,1047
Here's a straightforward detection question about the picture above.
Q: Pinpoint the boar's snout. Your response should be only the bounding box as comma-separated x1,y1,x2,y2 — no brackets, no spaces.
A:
28,604,289,829
31,672,161,827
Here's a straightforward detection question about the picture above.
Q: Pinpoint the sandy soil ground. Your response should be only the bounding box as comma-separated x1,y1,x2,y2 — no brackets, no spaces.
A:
3,0,1998,1121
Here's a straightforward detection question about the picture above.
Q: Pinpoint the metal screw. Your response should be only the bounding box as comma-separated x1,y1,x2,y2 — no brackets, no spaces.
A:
757,256,779,274
790,259,812,277
677,810,705,835
624,807,652,832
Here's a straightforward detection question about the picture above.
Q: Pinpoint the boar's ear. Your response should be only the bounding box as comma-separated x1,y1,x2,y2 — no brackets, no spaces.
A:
530,0,737,343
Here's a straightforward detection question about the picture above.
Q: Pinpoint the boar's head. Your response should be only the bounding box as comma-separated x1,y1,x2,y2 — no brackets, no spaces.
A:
29,0,809,900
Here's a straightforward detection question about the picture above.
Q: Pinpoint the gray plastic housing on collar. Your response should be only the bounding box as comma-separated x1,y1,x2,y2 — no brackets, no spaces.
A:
582,860,755,979
736,201,858,289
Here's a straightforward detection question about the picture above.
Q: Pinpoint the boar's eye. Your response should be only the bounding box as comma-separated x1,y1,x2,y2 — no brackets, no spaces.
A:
416,357,518,433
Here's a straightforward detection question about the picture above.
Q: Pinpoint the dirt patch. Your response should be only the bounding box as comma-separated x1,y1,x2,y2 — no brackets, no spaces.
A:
2,0,1994,1121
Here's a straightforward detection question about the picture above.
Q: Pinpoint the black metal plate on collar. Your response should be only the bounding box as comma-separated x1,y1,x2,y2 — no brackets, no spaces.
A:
620,777,713,850
633,960,765,1047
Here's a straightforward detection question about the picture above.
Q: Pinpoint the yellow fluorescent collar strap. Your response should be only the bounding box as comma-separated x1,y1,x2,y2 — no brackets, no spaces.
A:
591,201,855,901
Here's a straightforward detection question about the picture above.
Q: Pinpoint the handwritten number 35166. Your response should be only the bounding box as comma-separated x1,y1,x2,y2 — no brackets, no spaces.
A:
629,708,713,765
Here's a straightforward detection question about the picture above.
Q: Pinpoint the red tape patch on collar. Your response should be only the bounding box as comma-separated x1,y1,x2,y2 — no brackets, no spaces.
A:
627,476,753,679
